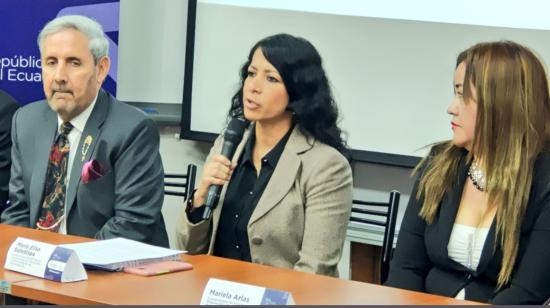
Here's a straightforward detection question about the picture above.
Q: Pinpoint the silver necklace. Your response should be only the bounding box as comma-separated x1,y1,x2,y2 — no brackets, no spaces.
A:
468,160,486,192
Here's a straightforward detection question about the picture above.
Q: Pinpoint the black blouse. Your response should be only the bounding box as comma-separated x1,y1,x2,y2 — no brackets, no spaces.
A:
187,126,292,262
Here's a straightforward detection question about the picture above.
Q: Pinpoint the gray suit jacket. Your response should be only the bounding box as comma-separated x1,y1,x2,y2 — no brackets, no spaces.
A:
0,90,19,209
176,125,352,276
1,89,168,247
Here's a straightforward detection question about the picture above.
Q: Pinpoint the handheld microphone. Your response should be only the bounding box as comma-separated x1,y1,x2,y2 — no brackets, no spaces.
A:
202,116,248,220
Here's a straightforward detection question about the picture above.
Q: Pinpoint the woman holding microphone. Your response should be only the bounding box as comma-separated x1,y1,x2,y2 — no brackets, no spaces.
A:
176,33,352,277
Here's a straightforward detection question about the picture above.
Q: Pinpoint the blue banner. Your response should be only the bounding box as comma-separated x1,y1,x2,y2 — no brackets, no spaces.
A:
0,0,119,104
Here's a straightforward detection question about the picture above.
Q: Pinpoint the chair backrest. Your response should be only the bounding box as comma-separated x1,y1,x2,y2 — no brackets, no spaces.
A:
350,190,400,284
164,164,197,200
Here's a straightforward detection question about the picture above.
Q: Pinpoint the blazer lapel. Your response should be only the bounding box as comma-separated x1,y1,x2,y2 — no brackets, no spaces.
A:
438,154,498,273
29,108,58,225
208,126,251,253
475,218,497,274
433,153,471,270
65,90,109,216
248,126,313,225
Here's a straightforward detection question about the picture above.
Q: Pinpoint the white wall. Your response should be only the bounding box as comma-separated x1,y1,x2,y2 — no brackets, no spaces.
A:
118,0,187,104
187,1,550,158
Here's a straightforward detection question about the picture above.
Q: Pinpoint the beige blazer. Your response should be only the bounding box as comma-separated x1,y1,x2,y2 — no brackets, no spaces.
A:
175,125,352,277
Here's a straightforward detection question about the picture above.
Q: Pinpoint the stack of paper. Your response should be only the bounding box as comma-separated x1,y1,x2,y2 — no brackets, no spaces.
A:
60,238,185,271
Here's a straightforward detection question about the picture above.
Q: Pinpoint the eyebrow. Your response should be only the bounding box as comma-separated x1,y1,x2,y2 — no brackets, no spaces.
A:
248,65,277,74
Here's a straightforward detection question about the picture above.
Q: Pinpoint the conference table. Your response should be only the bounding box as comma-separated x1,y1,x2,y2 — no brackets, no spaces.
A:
0,224,478,305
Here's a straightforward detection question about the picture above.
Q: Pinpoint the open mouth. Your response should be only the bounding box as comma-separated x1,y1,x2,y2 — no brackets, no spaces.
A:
245,98,260,109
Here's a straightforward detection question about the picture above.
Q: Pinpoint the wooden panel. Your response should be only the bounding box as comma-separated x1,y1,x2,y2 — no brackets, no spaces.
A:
0,225,481,305
350,242,382,284
13,255,481,305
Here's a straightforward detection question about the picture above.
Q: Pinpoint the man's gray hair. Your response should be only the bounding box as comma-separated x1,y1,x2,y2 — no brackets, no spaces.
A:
37,15,109,64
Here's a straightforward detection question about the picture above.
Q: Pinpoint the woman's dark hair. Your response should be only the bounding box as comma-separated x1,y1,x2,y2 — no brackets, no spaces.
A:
229,33,348,154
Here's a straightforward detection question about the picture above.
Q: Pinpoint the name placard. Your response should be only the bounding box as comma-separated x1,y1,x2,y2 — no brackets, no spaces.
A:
200,278,294,305
4,237,87,283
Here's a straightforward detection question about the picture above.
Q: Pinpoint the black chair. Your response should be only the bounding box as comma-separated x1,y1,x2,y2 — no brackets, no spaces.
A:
350,190,400,284
164,164,197,200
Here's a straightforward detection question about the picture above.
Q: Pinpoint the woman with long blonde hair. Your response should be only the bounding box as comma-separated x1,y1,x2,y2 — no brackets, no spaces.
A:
385,41,550,304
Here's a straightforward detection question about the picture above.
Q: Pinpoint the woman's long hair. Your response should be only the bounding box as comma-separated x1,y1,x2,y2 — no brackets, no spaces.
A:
228,33,347,154
416,41,550,288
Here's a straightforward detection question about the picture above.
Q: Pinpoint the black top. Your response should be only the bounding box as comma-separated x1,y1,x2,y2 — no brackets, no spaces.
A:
385,146,550,304
188,127,292,261
0,91,19,211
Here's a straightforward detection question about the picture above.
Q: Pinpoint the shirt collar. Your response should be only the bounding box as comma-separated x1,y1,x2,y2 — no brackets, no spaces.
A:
240,124,294,168
241,129,255,166
264,126,293,167
56,94,98,133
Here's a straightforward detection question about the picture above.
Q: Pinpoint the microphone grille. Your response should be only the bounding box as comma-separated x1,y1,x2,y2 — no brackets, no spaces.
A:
224,116,248,144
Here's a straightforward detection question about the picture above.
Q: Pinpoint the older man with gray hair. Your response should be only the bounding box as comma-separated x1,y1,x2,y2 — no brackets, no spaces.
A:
1,15,168,247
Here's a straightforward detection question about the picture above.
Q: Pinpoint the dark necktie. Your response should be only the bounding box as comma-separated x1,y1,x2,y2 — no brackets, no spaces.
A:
36,122,74,232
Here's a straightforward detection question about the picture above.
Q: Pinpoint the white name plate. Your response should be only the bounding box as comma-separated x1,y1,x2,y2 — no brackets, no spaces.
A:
200,278,294,305
4,237,87,283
